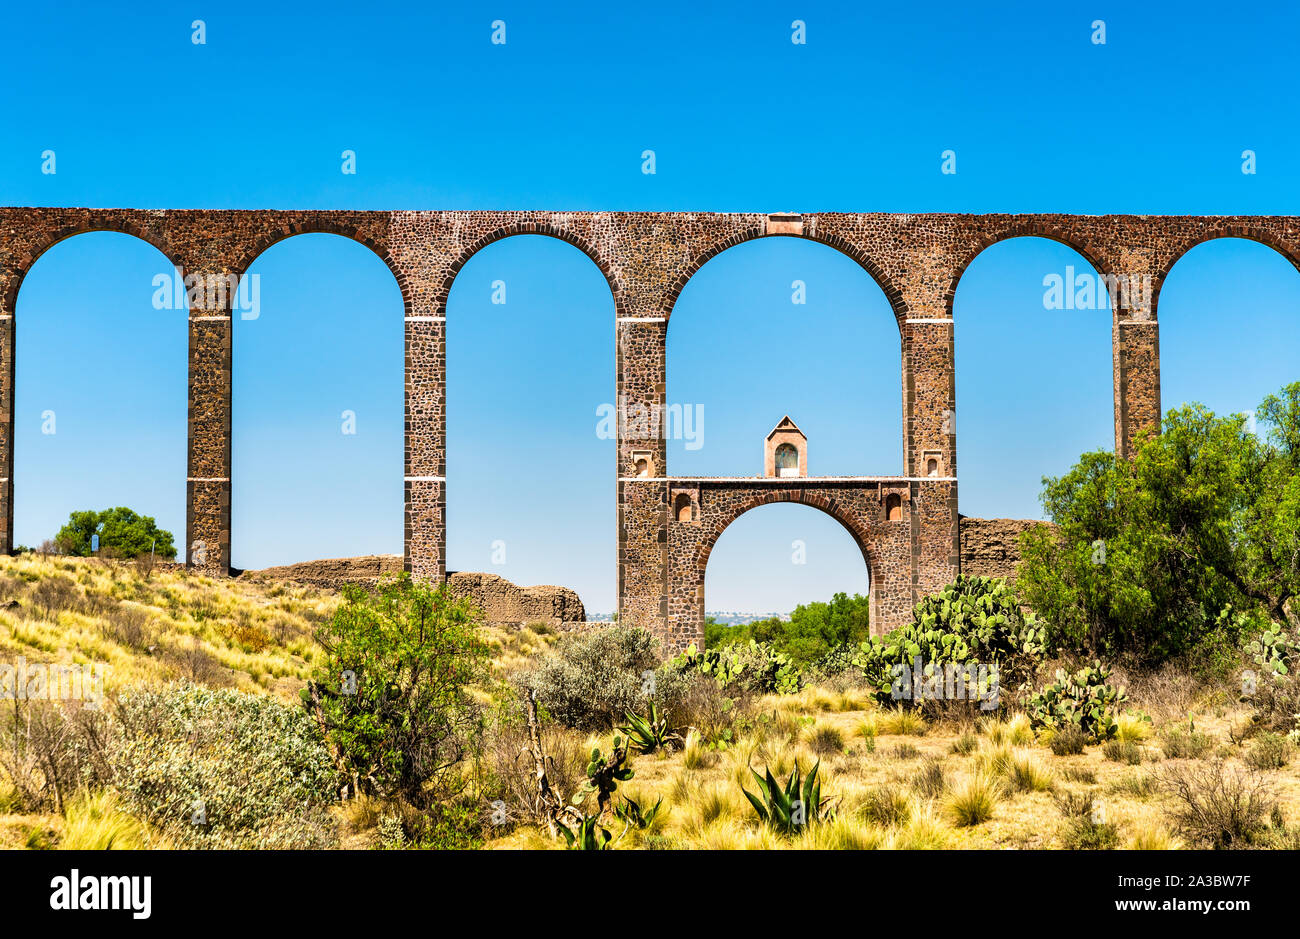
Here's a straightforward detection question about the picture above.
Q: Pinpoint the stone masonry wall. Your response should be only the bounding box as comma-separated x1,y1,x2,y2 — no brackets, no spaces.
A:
246,557,585,627
958,516,1055,583
3,208,1298,652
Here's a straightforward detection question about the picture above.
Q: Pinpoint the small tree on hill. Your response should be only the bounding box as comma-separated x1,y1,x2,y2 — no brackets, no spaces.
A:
54,507,176,560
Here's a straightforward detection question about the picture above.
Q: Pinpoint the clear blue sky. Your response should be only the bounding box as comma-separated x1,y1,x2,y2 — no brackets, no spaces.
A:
3,0,1298,614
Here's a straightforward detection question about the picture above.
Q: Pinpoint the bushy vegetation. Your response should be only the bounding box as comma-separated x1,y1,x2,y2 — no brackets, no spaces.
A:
520,625,676,730
304,575,489,848
705,592,871,667
55,507,176,560
850,576,1044,706
113,683,340,848
1024,662,1126,742
1017,383,1300,666
0,682,339,849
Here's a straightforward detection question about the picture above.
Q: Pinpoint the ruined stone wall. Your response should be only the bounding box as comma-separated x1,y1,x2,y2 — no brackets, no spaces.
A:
957,516,1055,583
445,571,585,627
4,207,1298,652
246,557,585,627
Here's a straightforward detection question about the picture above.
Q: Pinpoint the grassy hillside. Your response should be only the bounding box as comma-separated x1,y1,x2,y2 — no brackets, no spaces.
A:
2,553,1298,851
0,554,336,700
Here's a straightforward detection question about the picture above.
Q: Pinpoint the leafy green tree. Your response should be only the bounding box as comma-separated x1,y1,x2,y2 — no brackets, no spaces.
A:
303,575,489,809
1017,382,1300,665
54,507,176,559
710,592,871,666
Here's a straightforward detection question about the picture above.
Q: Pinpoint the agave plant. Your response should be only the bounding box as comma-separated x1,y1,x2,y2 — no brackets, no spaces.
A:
741,759,834,835
614,794,664,830
619,701,681,754
557,814,613,850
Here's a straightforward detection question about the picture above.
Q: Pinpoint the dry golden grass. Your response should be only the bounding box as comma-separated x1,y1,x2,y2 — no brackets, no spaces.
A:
6,552,1299,852
487,684,1300,850
0,554,334,702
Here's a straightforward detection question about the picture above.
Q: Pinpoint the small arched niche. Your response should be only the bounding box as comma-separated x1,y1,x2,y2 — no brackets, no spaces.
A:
885,493,903,521
775,443,798,476
764,416,807,478
674,492,693,523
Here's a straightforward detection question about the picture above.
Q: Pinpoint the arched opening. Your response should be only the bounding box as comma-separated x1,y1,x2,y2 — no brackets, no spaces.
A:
885,493,902,521
446,235,615,614
14,232,187,554
953,236,1113,520
1157,238,1300,421
701,502,870,632
668,237,902,476
232,234,403,569
674,492,693,523
774,442,799,477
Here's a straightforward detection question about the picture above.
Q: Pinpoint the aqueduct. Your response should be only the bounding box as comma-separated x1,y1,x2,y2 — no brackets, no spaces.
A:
2,208,1298,651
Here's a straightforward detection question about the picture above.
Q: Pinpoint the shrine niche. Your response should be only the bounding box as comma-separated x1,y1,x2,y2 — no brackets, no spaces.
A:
763,416,806,478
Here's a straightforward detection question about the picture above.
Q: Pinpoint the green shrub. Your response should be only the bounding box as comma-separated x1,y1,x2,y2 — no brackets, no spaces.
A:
1054,791,1119,849
1245,732,1293,770
524,625,662,730
950,732,979,755
1025,662,1125,742
912,758,947,798
1160,722,1215,760
945,773,1001,827
113,682,340,848
806,724,845,755
304,574,489,807
859,784,911,826
1102,740,1143,765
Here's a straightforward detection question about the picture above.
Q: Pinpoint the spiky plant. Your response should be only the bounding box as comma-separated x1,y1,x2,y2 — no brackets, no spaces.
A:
619,701,681,754
741,759,834,835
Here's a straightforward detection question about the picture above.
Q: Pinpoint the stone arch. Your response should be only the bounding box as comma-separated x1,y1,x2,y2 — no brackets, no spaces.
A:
1152,229,1300,322
442,230,618,603
231,232,406,568
235,223,412,316
949,232,1115,509
663,231,907,477
8,229,189,554
434,222,624,317
691,490,879,634
663,227,909,329
4,224,179,316
943,225,1114,319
